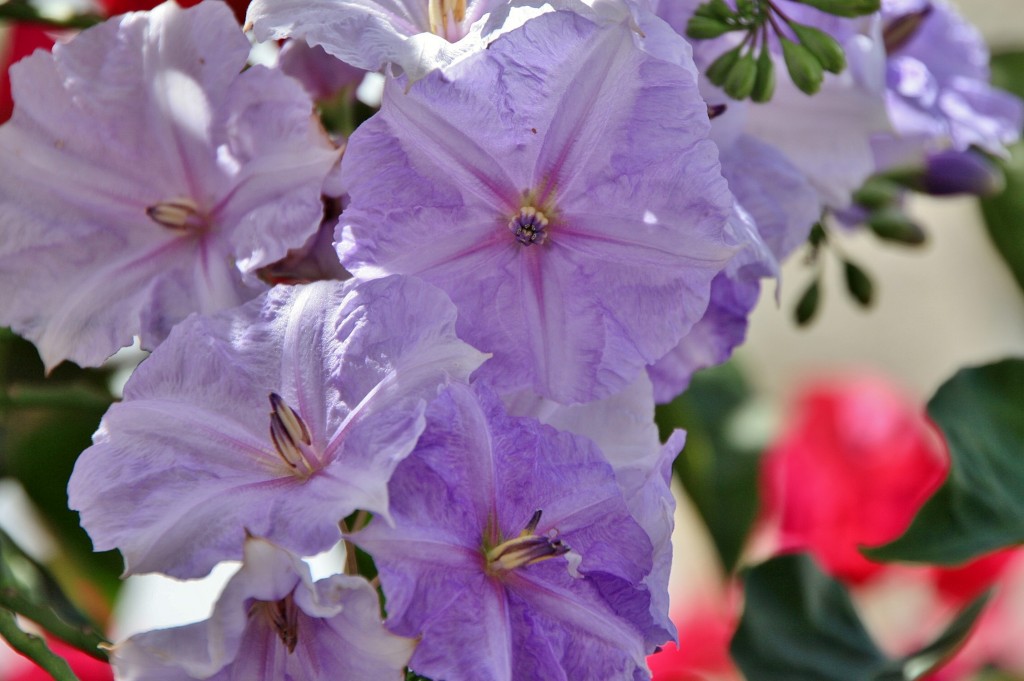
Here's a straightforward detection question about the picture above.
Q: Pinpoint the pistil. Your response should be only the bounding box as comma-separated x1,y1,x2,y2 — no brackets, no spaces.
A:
509,206,549,246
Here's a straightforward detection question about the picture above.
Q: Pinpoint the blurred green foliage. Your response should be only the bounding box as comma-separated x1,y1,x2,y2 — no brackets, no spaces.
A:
655,361,765,573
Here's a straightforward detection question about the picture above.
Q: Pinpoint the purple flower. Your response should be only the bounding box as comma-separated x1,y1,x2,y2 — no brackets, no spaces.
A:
878,0,1022,162
504,373,686,646
647,129,820,402
111,537,415,681
0,0,341,370
339,9,738,404
277,40,367,102
68,277,487,578
352,383,660,681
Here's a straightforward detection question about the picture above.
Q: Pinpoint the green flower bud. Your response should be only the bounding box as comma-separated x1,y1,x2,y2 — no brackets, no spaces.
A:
789,0,880,18
843,260,874,306
867,208,927,245
751,47,776,103
852,176,902,209
790,23,846,74
724,52,758,99
794,279,821,326
706,45,743,87
687,15,735,39
781,37,824,95
695,0,734,22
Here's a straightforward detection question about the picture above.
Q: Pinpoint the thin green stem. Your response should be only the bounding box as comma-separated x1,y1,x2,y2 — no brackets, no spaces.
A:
0,608,84,681
0,385,113,412
0,588,109,662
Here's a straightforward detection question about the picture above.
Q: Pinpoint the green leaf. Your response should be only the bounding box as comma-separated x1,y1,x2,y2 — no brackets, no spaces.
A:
655,362,762,573
980,141,1024,295
864,359,1024,565
732,554,991,681
794,279,820,326
780,37,824,95
876,593,989,680
980,52,1024,296
790,23,846,74
843,260,874,307
731,554,887,681
788,0,880,18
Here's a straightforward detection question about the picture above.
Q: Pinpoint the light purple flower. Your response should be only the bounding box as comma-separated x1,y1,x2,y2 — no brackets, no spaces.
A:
111,537,415,681
647,124,820,402
876,0,1022,164
277,40,367,102
68,277,487,578
0,0,340,370
352,383,660,681
339,9,738,404
504,373,686,646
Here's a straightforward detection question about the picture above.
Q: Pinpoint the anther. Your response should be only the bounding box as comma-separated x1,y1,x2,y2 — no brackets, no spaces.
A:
268,393,316,477
485,510,570,574
146,197,206,231
883,4,934,54
251,595,299,653
707,103,728,120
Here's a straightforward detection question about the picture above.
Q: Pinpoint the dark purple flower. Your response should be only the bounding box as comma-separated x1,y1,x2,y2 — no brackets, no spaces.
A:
352,383,661,681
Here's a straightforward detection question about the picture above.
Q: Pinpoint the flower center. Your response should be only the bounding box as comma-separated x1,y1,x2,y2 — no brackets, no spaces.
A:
485,510,569,574
250,594,299,653
268,393,319,480
427,0,466,39
146,197,208,232
509,207,549,246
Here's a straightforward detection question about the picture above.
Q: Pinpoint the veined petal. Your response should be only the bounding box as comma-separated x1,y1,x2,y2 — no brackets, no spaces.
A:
70,277,485,578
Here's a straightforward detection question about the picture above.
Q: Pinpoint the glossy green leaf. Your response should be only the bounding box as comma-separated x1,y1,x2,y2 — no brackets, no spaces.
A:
980,52,1024,296
864,359,1024,565
731,554,885,681
732,554,990,681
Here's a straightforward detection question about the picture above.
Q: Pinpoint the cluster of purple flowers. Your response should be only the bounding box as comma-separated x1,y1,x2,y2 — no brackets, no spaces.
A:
0,0,1018,678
